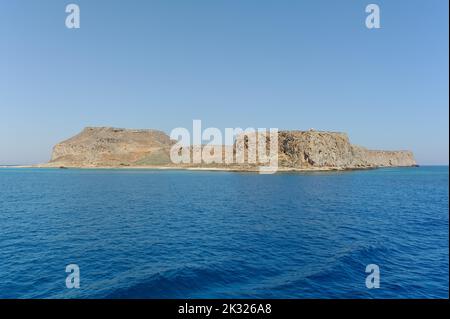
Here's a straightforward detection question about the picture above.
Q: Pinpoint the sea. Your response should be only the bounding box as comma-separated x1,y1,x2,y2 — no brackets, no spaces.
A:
0,166,448,298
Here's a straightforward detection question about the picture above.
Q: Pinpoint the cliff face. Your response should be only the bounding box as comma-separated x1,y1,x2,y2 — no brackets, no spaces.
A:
48,127,416,169
277,131,358,167
274,131,416,168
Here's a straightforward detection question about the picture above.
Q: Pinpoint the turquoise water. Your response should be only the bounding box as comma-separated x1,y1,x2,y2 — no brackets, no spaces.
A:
0,166,448,298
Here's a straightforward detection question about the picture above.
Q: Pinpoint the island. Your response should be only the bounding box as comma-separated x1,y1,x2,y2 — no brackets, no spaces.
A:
34,127,417,172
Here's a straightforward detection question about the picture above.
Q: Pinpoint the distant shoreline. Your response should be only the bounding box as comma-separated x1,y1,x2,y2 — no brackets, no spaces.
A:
0,164,422,173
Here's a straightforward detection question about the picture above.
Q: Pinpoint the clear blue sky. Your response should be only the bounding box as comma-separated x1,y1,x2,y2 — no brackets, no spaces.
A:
0,0,448,165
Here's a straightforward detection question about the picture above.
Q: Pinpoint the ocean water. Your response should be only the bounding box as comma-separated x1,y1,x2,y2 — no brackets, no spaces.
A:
0,166,448,299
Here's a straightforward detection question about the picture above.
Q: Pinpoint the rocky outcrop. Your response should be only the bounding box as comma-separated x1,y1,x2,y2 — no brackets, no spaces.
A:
50,127,174,166
274,131,416,168
48,127,416,169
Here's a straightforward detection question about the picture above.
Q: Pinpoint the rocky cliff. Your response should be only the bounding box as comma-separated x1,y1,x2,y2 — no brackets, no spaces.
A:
275,131,415,168
48,127,416,170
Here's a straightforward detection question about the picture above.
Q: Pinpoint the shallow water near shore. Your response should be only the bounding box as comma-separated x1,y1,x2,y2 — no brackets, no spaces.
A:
0,166,448,298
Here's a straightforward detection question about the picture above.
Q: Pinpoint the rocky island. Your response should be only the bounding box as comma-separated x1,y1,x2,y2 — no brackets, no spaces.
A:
40,127,417,172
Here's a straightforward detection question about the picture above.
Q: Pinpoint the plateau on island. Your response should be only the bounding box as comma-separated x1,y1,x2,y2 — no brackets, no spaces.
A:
41,127,417,171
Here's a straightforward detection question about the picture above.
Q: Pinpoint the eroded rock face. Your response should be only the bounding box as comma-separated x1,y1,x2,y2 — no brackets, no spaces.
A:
278,131,356,167
48,127,416,169
237,130,416,169
279,131,415,168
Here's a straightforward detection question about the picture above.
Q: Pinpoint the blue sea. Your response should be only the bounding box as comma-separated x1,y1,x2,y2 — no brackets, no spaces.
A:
0,166,448,299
